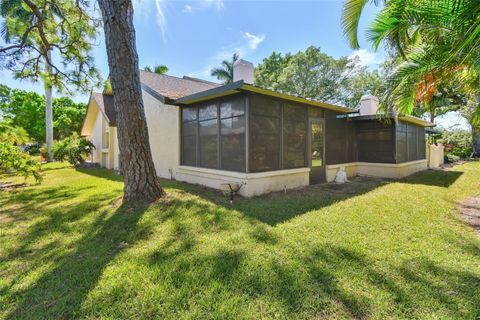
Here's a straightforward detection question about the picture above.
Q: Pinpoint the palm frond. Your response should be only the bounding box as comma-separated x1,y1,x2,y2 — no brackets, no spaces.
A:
210,53,239,84
342,0,372,49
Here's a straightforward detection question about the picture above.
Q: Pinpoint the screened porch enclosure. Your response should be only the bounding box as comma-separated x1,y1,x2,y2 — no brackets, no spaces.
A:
179,92,427,182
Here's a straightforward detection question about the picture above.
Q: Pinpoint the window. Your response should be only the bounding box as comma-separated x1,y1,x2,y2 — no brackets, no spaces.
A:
407,123,418,161
220,99,245,171
180,96,246,172
103,125,109,149
396,122,408,163
198,104,218,168
283,104,307,168
357,121,394,163
249,95,281,172
181,107,197,166
198,118,218,168
417,127,426,159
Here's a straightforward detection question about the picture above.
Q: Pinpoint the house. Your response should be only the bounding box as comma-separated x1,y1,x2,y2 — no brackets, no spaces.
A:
81,60,435,197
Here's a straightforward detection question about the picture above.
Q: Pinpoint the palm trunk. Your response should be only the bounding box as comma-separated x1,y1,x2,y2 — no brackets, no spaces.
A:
44,50,53,162
98,0,164,204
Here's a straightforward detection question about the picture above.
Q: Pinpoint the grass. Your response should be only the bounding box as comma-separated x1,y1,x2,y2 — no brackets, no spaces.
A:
0,162,480,319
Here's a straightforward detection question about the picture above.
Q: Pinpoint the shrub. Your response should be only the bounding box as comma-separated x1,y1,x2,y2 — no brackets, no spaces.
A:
0,121,30,145
445,153,460,163
52,134,95,165
441,129,473,160
0,142,42,182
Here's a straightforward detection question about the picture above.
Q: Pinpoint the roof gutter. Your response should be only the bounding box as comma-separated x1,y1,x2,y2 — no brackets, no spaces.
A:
174,81,353,113
174,80,245,105
398,115,435,127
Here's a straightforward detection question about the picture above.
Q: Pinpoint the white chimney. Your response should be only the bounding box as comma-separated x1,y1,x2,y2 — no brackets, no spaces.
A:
359,94,379,115
233,59,254,84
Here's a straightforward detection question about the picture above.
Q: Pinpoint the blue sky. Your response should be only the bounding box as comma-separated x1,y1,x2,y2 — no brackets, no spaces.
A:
0,0,469,129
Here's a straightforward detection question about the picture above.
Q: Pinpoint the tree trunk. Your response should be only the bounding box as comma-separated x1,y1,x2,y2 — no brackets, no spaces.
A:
44,50,53,162
429,103,435,124
97,0,164,204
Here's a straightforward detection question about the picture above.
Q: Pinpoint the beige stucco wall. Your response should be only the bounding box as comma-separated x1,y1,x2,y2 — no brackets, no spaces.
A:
87,111,104,165
428,144,444,168
84,107,120,170
325,163,357,182
326,160,428,181
356,160,428,179
142,91,180,179
176,166,310,197
86,89,178,174
112,127,120,170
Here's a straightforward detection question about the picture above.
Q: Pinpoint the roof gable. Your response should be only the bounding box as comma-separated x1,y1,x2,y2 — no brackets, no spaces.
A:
81,92,116,136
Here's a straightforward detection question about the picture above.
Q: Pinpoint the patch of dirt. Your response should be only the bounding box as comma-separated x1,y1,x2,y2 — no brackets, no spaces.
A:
0,215,14,224
0,182,26,191
75,162,100,169
459,196,480,234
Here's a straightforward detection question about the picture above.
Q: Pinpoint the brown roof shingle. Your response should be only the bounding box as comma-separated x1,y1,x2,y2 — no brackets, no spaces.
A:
89,73,219,127
139,71,219,100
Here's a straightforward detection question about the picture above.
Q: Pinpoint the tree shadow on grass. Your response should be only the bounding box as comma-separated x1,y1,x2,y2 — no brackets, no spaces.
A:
147,220,480,319
166,176,389,226
0,185,94,215
5,201,152,320
75,167,123,182
403,169,463,188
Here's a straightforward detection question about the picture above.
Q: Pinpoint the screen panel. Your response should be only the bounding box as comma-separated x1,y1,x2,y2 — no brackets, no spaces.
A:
198,118,218,168
407,123,418,161
221,116,246,171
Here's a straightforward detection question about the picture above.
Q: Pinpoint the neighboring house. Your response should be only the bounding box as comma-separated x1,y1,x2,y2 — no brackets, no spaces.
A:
81,60,434,197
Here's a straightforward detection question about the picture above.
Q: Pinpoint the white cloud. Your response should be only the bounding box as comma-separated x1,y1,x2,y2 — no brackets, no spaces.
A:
132,0,168,43
215,31,266,60
155,0,167,43
182,0,224,14
187,65,214,79
191,31,266,82
134,0,225,42
243,32,266,50
201,0,224,11
182,4,193,13
349,49,379,67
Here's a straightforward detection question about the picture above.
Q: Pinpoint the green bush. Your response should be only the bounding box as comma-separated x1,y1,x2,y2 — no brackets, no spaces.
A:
52,134,95,165
445,153,460,163
0,142,42,182
441,129,473,160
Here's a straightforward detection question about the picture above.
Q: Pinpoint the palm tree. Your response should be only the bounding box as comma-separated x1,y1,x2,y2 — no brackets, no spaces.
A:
144,64,169,74
211,53,239,84
342,0,480,156
0,0,99,161
341,0,480,115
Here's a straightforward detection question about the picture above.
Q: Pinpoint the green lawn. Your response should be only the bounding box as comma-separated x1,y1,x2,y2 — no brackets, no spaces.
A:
1,162,480,319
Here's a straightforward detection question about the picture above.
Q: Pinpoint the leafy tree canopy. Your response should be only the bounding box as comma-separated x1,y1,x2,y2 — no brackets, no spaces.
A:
0,84,86,142
144,65,169,75
0,119,30,145
0,0,101,92
254,46,387,109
